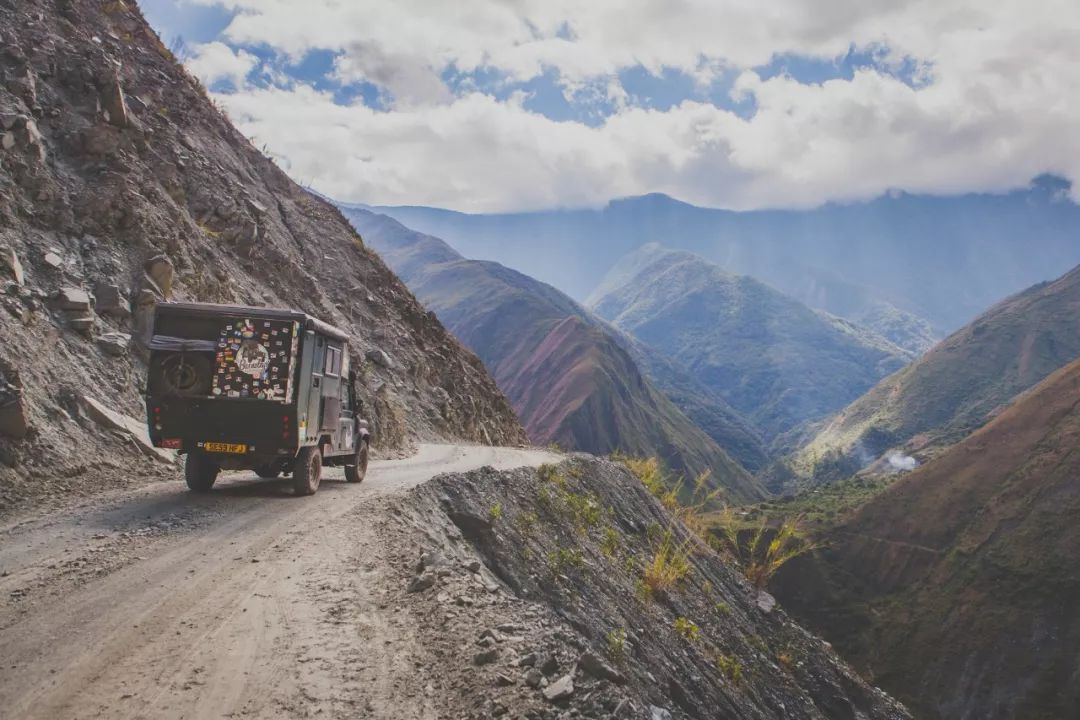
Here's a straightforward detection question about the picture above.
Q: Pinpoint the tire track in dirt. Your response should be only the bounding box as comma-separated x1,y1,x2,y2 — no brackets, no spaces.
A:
0,444,559,719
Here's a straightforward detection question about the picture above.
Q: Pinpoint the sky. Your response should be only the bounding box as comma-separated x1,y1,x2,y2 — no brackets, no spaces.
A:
140,0,1080,213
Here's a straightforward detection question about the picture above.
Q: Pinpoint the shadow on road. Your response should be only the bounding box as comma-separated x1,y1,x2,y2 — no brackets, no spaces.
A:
68,474,353,533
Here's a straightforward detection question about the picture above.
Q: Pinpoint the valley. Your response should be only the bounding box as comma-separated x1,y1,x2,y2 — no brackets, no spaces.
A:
1,1,1079,719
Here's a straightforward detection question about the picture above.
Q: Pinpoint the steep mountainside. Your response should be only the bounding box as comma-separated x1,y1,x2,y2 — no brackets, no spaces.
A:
798,263,1080,479
590,245,912,450
391,456,910,719
773,357,1080,720
345,209,767,501
0,0,524,513
378,180,1080,335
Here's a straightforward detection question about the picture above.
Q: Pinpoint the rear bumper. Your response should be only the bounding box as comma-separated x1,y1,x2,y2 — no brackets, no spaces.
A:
146,395,302,465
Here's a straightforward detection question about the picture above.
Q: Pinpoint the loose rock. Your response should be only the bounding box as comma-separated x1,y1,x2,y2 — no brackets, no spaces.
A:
67,314,95,335
0,372,28,440
407,572,436,594
93,282,129,318
578,651,625,684
144,255,174,297
97,332,130,356
473,648,500,666
542,673,574,702
56,287,92,311
366,348,394,369
523,668,544,688
1,248,24,285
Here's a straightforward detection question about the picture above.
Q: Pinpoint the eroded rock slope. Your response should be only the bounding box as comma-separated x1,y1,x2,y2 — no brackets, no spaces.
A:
381,455,910,719
0,0,524,513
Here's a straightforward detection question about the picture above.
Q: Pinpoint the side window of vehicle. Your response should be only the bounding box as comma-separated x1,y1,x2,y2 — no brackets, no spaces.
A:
325,346,341,376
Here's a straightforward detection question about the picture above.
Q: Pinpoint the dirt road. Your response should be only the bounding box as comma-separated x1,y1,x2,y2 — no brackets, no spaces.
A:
0,444,559,719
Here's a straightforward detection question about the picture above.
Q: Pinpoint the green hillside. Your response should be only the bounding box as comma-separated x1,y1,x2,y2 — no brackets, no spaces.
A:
798,263,1080,479
590,244,913,451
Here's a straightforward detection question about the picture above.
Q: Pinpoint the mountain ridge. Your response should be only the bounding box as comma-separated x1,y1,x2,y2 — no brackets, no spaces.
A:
797,261,1080,481
374,177,1080,336
589,244,913,452
343,208,767,501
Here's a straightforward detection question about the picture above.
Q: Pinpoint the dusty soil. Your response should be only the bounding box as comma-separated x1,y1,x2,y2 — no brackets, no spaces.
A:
0,444,558,720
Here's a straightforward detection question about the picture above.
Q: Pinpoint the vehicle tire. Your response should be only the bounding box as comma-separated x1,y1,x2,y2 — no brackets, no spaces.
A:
185,451,219,493
344,439,369,484
254,464,280,479
292,446,322,496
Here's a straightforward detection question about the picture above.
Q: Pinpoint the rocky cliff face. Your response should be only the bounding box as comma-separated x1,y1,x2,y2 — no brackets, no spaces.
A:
348,208,766,502
0,0,524,514
386,455,910,719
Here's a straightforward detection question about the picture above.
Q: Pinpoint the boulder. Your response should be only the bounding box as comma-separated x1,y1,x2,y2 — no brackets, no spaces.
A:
578,651,625,684
144,255,174,297
756,589,777,614
56,287,91,311
542,673,574,702
473,648,500,666
407,572,436,593
97,332,130,356
67,314,95,335
101,72,129,128
43,251,63,269
79,394,172,463
366,348,394,369
447,510,492,539
523,668,544,688
244,196,268,216
93,282,129,318
1,132,13,151
1,247,23,285
0,373,27,439
18,119,45,162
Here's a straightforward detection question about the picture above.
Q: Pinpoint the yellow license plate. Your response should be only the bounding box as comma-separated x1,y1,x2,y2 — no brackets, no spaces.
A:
203,442,247,454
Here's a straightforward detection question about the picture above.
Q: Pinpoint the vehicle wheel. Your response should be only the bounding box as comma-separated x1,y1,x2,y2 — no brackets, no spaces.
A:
292,446,322,496
345,440,369,484
254,464,280,479
185,451,219,493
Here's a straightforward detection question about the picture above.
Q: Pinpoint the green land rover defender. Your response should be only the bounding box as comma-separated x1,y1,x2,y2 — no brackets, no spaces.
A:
144,302,371,496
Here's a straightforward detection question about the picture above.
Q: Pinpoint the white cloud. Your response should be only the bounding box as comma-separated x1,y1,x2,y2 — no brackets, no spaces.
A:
186,0,1080,211
185,41,258,89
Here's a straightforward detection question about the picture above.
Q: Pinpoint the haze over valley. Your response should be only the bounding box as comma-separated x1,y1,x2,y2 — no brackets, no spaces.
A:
2,1,1079,719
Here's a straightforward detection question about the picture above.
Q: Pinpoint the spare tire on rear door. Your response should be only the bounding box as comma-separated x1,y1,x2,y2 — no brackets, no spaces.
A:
149,352,212,397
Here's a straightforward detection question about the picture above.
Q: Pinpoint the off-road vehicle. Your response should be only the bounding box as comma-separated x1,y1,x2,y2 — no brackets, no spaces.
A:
144,302,371,495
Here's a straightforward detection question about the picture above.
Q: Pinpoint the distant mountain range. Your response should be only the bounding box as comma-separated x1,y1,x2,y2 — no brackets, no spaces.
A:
375,177,1080,340
797,262,1080,481
588,244,913,452
342,208,765,502
773,356,1080,720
